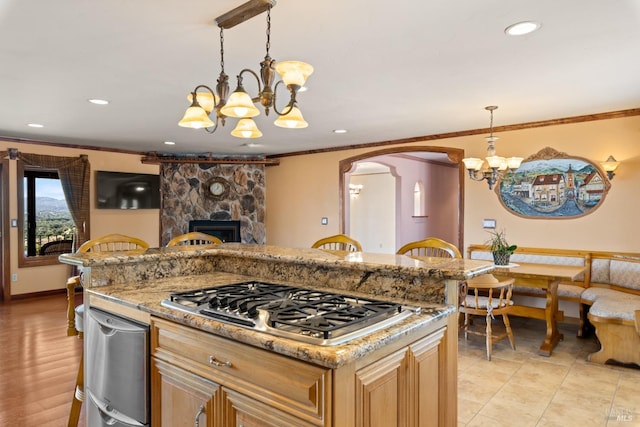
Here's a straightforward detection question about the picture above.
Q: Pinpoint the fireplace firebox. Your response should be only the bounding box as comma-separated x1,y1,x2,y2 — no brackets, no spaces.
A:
188,220,241,243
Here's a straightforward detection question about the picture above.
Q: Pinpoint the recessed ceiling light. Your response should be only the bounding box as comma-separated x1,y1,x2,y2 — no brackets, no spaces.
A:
333,129,347,134
27,123,44,128
505,21,541,36
88,98,110,105
242,142,263,148
164,141,176,145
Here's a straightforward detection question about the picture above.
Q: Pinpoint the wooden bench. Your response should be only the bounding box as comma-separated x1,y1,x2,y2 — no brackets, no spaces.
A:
582,252,640,367
467,245,591,336
467,245,640,367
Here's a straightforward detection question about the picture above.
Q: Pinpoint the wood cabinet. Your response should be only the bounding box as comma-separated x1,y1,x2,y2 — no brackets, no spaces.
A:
151,318,329,426
151,317,448,427
352,329,445,427
152,358,219,426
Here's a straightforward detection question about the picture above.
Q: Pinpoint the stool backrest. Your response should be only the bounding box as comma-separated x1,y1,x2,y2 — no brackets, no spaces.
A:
311,234,362,252
166,232,222,247
396,237,461,258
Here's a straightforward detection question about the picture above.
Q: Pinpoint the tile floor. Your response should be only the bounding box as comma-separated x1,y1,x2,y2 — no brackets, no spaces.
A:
457,317,640,427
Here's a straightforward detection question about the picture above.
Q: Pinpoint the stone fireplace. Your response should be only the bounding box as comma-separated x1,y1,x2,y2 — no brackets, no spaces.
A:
159,163,266,245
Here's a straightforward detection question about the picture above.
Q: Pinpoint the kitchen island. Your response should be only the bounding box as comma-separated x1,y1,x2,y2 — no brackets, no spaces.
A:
60,244,493,427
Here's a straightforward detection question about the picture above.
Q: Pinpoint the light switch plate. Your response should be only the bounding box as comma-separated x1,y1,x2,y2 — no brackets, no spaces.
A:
482,219,496,229
321,217,328,225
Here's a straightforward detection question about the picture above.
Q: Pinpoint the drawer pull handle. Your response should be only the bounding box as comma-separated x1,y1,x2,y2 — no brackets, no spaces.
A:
209,355,232,367
194,404,205,427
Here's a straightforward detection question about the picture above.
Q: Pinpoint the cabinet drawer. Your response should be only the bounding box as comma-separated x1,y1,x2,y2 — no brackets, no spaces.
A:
152,318,329,425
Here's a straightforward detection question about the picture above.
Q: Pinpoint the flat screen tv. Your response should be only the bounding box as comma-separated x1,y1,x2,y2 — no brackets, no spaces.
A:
96,171,160,209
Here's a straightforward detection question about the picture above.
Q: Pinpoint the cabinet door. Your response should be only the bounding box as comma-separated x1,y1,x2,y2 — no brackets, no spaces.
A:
354,328,446,427
222,387,320,427
408,330,445,427
355,348,407,427
152,358,220,427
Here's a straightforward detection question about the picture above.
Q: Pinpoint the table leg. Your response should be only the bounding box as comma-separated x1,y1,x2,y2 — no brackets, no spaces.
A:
539,279,563,356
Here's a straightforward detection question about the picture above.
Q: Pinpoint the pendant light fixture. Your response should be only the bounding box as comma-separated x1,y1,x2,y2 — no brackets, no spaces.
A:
462,106,523,190
178,0,313,139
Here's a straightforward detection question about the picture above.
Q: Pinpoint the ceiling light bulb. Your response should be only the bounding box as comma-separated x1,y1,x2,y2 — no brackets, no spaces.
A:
221,90,260,118
275,61,314,87
486,156,505,169
27,123,44,128
231,118,262,138
88,99,109,105
462,158,484,171
505,21,541,36
188,92,218,114
274,106,308,129
506,157,524,169
178,105,214,129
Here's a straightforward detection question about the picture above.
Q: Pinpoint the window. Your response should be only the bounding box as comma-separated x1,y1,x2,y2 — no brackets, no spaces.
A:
413,181,424,217
18,164,74,266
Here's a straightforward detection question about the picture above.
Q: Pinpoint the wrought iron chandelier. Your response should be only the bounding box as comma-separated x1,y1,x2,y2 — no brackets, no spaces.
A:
178,0,313,138
462,106,523,190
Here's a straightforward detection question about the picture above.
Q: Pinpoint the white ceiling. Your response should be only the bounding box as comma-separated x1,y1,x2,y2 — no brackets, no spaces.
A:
1,0,639,157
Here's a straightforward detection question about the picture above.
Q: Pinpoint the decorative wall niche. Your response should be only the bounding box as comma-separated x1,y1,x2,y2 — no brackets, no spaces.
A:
497,147,611,219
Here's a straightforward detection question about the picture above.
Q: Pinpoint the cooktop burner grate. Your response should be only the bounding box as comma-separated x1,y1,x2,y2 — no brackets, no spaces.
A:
163,281,420,345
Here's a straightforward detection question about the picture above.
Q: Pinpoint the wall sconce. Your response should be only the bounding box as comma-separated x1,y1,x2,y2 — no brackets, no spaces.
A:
349,184,363,197
600,155,619,180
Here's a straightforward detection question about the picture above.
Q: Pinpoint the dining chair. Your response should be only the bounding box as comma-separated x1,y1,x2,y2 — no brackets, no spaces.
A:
396,237,462,258
311,233,363,252
66,234,149,427
39,239,74,256
166,231,222,247
458,274,516,361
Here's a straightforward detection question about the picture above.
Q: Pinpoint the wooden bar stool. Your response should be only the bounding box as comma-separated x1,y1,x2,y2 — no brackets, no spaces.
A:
66,234,149,426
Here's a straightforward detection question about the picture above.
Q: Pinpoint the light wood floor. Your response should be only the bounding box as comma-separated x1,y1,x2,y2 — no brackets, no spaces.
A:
0,293,85,427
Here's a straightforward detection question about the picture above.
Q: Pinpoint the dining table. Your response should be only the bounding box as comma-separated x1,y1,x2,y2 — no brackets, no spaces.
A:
491,262,587,356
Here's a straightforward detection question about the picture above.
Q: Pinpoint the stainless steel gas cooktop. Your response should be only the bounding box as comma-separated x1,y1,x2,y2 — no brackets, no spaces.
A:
161,281,421,346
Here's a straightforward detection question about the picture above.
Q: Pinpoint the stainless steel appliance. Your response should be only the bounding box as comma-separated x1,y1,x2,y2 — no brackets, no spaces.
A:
86,308,150,426
161,281,422,346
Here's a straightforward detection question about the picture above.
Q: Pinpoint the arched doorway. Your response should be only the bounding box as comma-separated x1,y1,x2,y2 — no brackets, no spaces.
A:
339,146,465,253
348,161,397,253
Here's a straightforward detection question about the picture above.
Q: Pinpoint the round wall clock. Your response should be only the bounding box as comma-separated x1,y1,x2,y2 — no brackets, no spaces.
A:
206,177,230,200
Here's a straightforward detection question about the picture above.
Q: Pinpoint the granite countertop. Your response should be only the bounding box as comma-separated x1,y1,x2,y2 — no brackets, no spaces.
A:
61,243,494,281
87,271,455,369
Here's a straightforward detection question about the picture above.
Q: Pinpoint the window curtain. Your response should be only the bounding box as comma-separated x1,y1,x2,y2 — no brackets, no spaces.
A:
16,152,91,248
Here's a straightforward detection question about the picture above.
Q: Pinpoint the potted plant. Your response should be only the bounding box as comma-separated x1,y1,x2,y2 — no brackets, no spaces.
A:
486,229,517,265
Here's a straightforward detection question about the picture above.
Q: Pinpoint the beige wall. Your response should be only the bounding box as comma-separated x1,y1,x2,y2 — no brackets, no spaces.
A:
4,114,638,295
1,141,159,296
266,115,640,253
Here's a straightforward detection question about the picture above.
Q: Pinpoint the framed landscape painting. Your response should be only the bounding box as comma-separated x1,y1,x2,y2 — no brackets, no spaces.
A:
497,147,611,219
